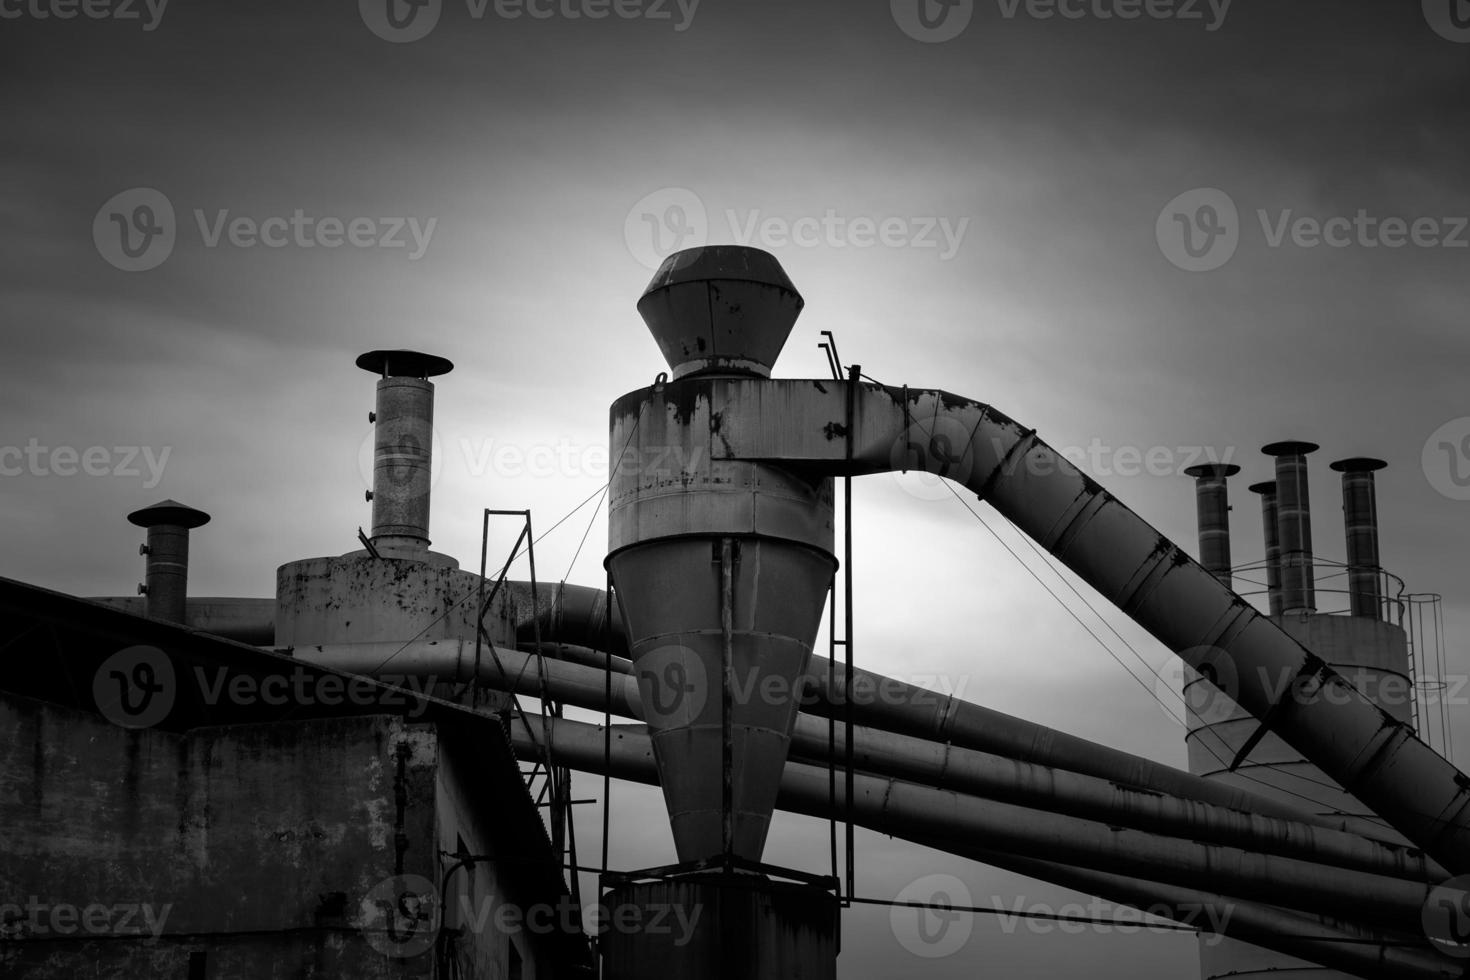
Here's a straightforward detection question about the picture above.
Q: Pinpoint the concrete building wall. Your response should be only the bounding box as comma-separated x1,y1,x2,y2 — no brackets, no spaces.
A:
0,692,546,979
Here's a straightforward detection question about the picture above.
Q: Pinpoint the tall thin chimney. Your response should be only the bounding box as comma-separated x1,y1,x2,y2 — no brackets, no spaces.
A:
1330,457,1387,620
356,349,453,555
1248,481,1284,617
1183,463,1240,587
128,499,211,623
1262,441,1318,615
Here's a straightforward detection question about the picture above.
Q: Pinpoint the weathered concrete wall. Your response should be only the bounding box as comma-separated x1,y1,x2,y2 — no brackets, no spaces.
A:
0,694,440,978
438,738,538,980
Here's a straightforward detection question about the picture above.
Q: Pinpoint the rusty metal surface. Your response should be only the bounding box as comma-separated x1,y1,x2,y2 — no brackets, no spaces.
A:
636,245,803,380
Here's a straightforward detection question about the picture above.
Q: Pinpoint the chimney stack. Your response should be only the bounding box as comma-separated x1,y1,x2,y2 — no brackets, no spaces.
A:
1262,441,1318,615
356,349,453,556
1248,481,1284,617
1183,463,1241,587
128,499,211,624
1330,457,1388,620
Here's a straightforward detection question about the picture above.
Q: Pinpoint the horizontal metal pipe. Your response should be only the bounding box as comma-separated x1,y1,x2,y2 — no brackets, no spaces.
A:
788,715,1442,883
950,848,1460,980
497,584,1347,832
288,641,1440,883
90,596,276,645
511,716,1437,933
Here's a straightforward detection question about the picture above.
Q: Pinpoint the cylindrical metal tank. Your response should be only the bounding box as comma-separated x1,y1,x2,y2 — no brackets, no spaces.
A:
1183,463,1240,586
275,554,508,648
599,874,837,980
127,499,211,624
607,246,836,866
1331,457,1388,620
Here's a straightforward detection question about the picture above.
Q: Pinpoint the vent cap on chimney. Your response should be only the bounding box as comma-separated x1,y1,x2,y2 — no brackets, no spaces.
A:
127,499,211,530
1262,440,1320,458
355,349,454,379
1329,457,1388,474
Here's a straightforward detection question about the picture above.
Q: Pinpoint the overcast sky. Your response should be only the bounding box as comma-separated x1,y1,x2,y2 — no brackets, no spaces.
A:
5,1,1470,976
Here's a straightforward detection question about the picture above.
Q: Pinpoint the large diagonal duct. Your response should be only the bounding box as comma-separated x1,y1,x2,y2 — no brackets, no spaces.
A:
604,247,1470,874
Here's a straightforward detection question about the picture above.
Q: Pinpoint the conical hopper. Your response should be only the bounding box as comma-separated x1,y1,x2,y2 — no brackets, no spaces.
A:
610,537,833,863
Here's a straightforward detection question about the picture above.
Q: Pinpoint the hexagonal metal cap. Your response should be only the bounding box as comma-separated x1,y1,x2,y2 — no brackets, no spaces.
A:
636,246,803,379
